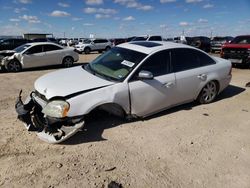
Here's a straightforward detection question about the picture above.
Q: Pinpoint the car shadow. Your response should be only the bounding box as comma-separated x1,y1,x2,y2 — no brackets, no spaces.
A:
62,84,245,145
62,111,127,145
0,62,88,74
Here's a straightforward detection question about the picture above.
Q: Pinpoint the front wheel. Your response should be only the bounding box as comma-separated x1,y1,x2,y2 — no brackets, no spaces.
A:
84,47,91,54
7,60,22,72
105,46,111,51
197,81,218,104
62,56,74,68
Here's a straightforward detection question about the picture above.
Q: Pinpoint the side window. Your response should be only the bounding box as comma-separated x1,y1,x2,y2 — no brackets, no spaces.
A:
197,51,216,66
149,36,162,41
138,50,170,77
25,45,43,54
93,40,100,43
44,44,62,52
171,48,200,72
172,48,216,72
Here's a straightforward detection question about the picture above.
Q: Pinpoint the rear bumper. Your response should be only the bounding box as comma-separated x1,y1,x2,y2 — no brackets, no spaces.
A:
219,75,232,93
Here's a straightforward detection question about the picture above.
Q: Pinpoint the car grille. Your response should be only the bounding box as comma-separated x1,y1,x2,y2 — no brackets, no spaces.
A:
223,48,249,59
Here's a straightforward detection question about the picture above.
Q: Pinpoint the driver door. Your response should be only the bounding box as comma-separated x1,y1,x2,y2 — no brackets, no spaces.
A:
22,45,46,68
128,50,176,117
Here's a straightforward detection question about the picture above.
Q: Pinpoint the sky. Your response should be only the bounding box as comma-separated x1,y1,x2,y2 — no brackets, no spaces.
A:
0,0,250,38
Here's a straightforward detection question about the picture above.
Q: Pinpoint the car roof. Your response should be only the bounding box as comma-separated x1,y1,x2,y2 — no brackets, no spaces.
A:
25,42,61,46
117,41,198,55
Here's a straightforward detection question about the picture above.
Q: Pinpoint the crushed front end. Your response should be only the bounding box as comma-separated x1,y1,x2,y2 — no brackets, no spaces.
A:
15,90,84,144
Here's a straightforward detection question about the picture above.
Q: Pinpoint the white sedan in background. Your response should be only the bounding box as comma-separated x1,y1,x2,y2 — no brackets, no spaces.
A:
1,42,79,72
15,41,232,143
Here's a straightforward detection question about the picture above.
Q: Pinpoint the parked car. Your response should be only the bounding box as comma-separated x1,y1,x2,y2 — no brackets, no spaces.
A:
31,38,58,43
211,36,234,53
221,35,250,67
0,38,30,51
15,41,232,143
111,38,127,46
189,36,211,52
75,38,112,54
131,35,163,41
173,36,193,44
1,42,79,72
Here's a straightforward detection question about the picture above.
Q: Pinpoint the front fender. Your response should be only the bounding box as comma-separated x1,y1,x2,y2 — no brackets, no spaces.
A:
67,82,130,117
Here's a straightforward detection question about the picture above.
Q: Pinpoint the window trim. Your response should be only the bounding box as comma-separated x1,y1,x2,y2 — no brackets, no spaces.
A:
170,48,216,73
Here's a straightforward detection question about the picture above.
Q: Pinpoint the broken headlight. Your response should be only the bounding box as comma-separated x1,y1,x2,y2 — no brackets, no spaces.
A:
42,100,70,118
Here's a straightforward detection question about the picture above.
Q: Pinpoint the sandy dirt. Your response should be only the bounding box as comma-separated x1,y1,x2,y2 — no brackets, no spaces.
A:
0,53,250,188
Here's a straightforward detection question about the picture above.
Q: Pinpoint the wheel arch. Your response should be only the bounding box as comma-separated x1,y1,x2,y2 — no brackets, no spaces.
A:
196,79,220,101
5,58,23,71
87,102,126,118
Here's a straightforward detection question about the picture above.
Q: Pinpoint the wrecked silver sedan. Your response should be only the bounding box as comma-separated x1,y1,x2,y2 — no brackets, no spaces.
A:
15,41,232,143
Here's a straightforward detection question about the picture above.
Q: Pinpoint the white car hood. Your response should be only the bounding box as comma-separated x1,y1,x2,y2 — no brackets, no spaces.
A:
34,66,114,99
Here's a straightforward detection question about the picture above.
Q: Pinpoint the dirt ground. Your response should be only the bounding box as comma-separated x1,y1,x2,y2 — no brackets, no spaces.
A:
0,53,250,188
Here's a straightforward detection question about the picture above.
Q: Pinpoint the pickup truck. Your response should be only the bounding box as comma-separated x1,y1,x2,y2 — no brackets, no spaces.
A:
221,35,250,67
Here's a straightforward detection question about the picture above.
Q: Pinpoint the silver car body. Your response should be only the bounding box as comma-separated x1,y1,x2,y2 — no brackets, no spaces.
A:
16,41,232,143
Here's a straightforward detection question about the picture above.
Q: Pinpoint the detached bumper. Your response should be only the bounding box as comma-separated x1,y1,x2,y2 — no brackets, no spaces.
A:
15,91,84,144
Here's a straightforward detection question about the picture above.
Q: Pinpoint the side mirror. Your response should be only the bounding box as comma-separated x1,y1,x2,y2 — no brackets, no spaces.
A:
138,70,153,80
91,42,94,45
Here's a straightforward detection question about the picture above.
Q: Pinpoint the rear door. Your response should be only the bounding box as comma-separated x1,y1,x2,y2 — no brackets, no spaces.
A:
171,48,216,104
43,44,63,65
128,50,176,117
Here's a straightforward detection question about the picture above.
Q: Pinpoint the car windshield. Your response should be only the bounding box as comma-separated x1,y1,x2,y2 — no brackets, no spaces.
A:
14,44,31,53
85,47,147,82
230,36,250,44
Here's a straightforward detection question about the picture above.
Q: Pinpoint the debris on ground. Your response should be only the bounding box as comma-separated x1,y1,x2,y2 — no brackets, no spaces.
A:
108,181,123,188
105,167,116,172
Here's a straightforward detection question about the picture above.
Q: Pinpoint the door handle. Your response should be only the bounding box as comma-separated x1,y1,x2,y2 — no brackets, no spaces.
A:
162,82,174,88
197,74,207,81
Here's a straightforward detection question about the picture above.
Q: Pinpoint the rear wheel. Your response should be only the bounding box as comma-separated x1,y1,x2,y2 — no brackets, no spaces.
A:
84,47,91,54
105,46,111,51
197,81,218,104
62,56,74,68
7,59,22,72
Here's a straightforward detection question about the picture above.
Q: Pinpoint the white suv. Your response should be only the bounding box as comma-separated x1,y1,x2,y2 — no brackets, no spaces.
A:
75,38,112,54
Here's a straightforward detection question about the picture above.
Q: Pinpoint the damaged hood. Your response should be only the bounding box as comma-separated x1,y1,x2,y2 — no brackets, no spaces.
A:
0,50,16,57
34,66,114,99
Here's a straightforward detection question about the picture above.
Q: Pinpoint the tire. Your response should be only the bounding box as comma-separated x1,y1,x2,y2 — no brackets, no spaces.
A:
105,46,111,51
7,59,22,72
62,56,74,68
84,47,91,54
197,81,218,104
